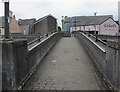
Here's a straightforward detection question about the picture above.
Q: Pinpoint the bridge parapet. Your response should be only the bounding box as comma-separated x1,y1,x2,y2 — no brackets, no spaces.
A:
1,32,63,90
107,40,120,91
74,32,120,91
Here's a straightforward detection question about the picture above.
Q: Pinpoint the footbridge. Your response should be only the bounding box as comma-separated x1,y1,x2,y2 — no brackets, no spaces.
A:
1,32,120,91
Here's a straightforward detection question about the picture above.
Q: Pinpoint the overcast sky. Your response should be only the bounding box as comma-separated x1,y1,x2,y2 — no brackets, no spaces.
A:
0,0,119,26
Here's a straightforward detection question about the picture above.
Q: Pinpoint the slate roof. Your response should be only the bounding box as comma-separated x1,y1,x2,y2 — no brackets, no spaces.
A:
34,14,57,24
64,15,113,26
0,17,4,28
19,18,36,25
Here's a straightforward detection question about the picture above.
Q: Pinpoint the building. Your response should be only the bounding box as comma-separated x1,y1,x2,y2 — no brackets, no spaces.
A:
0,11,21,35
0,17,4,35
18,18,36,35
34,14,57,35
10,15,21,34
64,15,119,36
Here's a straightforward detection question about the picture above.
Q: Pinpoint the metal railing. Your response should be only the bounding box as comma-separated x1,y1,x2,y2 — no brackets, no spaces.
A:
27,32,55,46
89,34,107,45
27,36,43,46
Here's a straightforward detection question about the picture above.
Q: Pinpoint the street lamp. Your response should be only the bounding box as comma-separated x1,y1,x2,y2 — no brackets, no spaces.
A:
62,16,64,31
94,12,97,41
74,17,76,31
2,0,10,39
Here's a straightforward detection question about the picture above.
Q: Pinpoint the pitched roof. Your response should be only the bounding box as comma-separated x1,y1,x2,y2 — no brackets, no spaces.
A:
19,18,36,25
0,16,4,28
34,14,57,24
64,15,113,26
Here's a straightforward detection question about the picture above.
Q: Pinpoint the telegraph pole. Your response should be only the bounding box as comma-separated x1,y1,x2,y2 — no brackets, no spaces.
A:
3,0,10,39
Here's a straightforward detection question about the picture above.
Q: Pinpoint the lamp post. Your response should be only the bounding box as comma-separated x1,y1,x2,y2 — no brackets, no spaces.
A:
94,12,97,41
2,0,10,39
75,17,76,31
62,16,64,31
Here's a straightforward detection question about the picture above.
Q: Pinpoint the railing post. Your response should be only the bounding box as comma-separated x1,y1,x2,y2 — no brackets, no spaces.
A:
46,34,48,37
38,36,41,42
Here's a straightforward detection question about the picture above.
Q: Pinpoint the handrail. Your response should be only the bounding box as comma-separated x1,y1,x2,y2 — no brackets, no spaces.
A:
27,32,55,46
27,36,43,46
82,33,106,53
28,32,58,51
90,34,107,45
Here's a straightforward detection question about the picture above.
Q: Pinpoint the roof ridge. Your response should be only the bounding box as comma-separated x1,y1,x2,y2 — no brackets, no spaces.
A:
65,15,114,26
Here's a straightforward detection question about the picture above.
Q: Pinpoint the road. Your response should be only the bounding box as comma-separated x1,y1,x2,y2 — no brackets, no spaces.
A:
23,37,109,90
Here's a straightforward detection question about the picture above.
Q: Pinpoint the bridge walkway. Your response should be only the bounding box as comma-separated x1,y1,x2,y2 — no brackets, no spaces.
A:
23,37,109,90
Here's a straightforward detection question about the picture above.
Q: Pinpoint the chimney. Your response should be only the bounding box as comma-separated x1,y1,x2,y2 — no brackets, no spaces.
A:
9,11,13,18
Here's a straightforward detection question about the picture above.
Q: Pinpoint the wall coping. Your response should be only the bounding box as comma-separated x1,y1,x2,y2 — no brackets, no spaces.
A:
82,33,106,53
28,32,58,51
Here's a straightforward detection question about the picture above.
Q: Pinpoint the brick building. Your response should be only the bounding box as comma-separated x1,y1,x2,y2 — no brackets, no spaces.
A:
34,14,57,35
0,11,21,35
18,18,36,35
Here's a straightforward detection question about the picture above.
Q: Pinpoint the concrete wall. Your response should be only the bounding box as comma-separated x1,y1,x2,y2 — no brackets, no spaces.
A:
74,32,120,91
2,40,27,90
61,31,71,37
2,32,63,90
106,41,120,90
0,42,2,91
97,35,120,41
75,32,106,74
118,43,120,91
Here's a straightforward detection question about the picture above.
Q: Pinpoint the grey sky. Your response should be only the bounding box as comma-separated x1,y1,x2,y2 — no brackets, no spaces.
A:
0,0,119,26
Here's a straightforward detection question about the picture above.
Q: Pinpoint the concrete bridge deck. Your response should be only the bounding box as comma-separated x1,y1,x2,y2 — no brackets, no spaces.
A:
23,37,109,90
